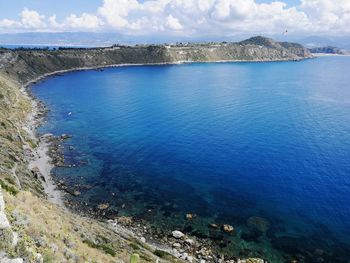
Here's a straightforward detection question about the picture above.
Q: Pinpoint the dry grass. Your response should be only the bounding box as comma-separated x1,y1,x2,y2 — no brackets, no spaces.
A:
4,190,158,262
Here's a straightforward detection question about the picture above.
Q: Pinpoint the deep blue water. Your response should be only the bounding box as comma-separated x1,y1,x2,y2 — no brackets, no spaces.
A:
32,57,350,262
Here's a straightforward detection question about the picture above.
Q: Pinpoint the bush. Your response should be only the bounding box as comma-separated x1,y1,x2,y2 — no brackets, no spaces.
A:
0,179,18,196
82,239,116,257
154,249,172,259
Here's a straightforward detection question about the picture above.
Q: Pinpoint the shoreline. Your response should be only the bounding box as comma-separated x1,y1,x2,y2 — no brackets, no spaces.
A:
24,93,63,206
23,56,311,88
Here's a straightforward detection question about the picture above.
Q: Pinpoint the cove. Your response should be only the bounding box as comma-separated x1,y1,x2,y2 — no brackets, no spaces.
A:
32,56,350,262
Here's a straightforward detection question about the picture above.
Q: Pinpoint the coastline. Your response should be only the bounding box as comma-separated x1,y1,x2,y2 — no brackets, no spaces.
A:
24,92,63,206
23,56,311,88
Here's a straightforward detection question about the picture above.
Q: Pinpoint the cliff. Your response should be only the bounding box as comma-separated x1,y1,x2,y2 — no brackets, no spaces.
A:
0,36,311,262
1,36,312,85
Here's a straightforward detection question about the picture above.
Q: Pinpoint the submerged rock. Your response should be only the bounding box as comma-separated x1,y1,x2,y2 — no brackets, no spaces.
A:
247,216,269,233
237,258,265,263
97,203,109,210
186,213,195,220
209,223,219,229
222,224,234,233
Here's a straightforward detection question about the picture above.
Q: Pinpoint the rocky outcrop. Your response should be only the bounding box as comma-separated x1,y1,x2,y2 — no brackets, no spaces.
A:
0,187,23,262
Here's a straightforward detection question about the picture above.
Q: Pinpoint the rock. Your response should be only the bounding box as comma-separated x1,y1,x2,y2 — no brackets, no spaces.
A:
186,213,194,220
60,134,71,140
63,237,76,249
209,223,219,229
34,253,43,263
237,259,265,263
185,238,195,246
222,224,234,233
116,216,133,226
0,256,24,263
0,187,15,250
180,252,188,260
172,230,185,239
172,248,180,258
172,242,182,248
247,216,269,233
97,203,109,210
140,237,146,243
187,256,193,262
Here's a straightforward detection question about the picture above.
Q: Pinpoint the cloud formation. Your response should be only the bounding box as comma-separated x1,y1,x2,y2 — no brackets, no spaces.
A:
0,0,349,36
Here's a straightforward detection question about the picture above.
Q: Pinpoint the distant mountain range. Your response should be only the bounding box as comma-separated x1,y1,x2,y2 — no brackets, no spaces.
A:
308,46,350,55
0,32,349,52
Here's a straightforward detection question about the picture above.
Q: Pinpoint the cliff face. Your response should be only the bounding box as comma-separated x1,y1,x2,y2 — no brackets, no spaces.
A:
0,36,312,85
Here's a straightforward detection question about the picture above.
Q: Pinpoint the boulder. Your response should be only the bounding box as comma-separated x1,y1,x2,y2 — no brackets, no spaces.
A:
172,230,185,239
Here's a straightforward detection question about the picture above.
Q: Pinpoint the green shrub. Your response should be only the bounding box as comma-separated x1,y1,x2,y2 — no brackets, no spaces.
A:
0,179,18,196
154,249,172,259
130,253,139,263
82,239,116,257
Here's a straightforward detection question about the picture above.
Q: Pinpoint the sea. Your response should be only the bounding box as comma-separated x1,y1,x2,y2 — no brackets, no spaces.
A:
31,56,350,262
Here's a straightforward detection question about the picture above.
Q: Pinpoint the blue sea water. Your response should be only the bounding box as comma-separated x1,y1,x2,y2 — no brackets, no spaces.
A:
32,57,350,262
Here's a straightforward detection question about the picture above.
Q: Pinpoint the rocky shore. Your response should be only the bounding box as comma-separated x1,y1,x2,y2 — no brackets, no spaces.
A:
0,36,312,262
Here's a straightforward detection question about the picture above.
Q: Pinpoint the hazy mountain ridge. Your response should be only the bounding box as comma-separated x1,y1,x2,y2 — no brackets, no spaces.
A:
308,46,350,55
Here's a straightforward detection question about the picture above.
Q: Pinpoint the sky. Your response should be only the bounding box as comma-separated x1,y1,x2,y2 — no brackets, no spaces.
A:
0,0,349,40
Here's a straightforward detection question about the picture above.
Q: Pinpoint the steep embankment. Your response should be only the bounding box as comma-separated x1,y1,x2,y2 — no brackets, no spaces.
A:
0,36,311,263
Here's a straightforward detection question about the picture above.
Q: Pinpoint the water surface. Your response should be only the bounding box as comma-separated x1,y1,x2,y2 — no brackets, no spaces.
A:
32,57,350,262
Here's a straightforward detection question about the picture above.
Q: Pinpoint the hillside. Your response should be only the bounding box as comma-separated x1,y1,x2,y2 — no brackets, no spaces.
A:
0,36,311,263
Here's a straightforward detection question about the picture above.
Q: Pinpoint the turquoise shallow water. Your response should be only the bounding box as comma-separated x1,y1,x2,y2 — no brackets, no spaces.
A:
32,57,350,262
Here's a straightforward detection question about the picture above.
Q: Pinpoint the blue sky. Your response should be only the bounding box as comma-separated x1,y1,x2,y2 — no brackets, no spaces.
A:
1,0,301,20
0,0,348,39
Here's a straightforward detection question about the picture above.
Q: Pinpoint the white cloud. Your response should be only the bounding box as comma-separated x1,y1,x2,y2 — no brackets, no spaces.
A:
166,15,183,30
20,8,46,29
0,19,21,29
0,0,349,37
63,13,102,30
